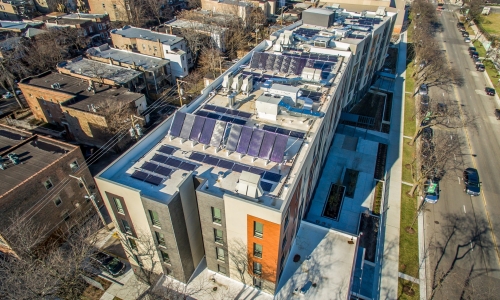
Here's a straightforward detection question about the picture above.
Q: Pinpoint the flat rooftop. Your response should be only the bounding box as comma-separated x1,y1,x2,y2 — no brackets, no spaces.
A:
57,57,142,85
111,26,183,46
21,72,143,111
63,13,108,19
0,125,76,197
0,21,43,31
86,44,169,71
275,221,357,299
166,18,226,33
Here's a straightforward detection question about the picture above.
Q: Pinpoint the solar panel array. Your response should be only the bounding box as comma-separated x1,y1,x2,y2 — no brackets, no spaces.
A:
294,28,320,38
170,112,228,148
226,125,289,163
188,151,282,192
262,125,306,139
131,170,164,186
195,110,247,125
204,104,252,119
357,18,381,26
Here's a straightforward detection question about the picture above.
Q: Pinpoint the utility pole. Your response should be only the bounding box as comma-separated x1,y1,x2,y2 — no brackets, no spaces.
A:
176,78,188,106
69,175,108,230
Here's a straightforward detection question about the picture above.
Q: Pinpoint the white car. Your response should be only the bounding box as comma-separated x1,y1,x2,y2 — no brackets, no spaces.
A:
464,37,471,43
2,92,13,99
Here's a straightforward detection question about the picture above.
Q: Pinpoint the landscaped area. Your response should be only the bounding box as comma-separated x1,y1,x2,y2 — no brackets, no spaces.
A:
343,169,359,198
479,13,500,36
359,213,380,262
399,185,419,280
322,184,346,220
372,181,383,215
81,276,112,300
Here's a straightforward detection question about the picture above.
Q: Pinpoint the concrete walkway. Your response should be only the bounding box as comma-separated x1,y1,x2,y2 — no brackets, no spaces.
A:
378,32,407,300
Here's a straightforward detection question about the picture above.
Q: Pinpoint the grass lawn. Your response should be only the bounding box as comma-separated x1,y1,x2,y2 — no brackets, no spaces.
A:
398,278,420,300
399,185,420,279
479,13,500,36
373,181,383,215
402,142,415,183
403,92,416,137
483,61,500,96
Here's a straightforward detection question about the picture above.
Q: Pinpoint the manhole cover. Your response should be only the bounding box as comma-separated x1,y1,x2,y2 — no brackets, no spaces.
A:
435,221,440,224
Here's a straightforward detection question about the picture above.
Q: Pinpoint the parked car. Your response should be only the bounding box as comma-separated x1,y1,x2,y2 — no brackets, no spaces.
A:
462,32,469,37
91,252,126,277
457,22,464,28
464,37,471,43
422,127,433,141
459,27,466,32
485,87,496,96
470,51,479,58
419,83,428,95
476,64,485,72
421,94,430,106
468,47,476,53
424,179,440,203
495,108,500,120
463,168,481,196
2,92,13,99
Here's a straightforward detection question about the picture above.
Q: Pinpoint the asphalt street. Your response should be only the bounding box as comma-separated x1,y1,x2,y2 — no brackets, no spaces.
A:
423,5,500,299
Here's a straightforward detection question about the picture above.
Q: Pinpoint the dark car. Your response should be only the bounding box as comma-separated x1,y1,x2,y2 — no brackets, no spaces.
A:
462,32,469,37
421,94,430,106
470,51,479,58
485,87,496,96
457,22,464,28
92,252,126,277
463,168,480,196
468,46,476,53
419,83,428,96
424,179,440,204
422,127,433,141
495,108,500,120
476,64,485,72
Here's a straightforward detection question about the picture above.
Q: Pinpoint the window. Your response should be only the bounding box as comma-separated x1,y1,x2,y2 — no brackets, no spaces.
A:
128,238,137,250
62,211,70,222
149,210,161,227
254,221,263,238
282,236,287,251
218,264,226,275
43,179,53,190
69,160,79,172
122,219,132,234
253,277,262,288
133,254,143,266
54,197,62,207
160,250,170,264
216,247,225,262
114,198,124,214
280,252,286,267
254,243,263,258
142,44,145,50
88,26,93,33
102,3,105,7
155,231,166,247
283,210,289,231
214,229,223,244
211,207,222,224
253,262,262,275
112,3,116,8
98,23,102,30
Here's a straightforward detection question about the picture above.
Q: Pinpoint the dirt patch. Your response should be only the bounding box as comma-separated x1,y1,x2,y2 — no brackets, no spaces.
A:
372,181,383,215
358,213,380,262
342,169,359,198
322,184,346,220
81,276,112,300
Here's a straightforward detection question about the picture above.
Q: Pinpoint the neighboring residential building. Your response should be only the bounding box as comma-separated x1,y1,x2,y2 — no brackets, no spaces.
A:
201,0,276,21
164,18,227,52
86,43,172,98
0,0,36,21
18,71,148,147
61,13,111,39
95,5,396,297
86,0,128,22
0,124,98,256
0,20,44,37
110,26,191,78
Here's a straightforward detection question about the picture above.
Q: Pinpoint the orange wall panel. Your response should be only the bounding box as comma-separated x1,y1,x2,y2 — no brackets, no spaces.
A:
247,215,280,283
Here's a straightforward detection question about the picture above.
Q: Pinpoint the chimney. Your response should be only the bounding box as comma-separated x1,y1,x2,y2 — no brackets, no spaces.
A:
109,57,113,65
88,79,96,94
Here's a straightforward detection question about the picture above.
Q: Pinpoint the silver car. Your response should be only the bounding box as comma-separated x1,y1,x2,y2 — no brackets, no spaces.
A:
419,84,428,96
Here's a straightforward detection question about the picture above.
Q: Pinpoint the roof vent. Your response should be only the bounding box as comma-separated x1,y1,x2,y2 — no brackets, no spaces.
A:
236,171,263,199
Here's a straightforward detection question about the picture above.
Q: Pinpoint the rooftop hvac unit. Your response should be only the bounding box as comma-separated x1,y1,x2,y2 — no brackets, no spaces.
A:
231,73,243,93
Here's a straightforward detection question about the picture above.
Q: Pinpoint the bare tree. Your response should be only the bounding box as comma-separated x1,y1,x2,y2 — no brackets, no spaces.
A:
0,215,103,300
0,41,30,109
91,99,137,136
198,46,225,79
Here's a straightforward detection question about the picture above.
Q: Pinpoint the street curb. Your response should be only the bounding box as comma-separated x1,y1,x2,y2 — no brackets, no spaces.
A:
418,209,426,299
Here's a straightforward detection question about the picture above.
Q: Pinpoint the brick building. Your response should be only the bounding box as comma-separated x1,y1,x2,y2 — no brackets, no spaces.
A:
0,125,98,256
18,71,148,147
0,0,36,21
110,26,191,78
200,0,276,22
34,12,111,41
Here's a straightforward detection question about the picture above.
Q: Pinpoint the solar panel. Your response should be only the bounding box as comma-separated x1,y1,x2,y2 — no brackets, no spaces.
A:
210,120,227,148
199,118,216,145
258,132,277,160
145,175,163,186
152,154,168,164
238,111,252,118
165,157,182,168
247,129,264,157
236,126,253,154
158,145,176,155
262,125,278,133
195,110,209,117
276,128,291,136
270,134,288,163
217,159,234,169
141,162,158,172
232,118,246,125
263,171,282,182
179,162,197,171
290,131,305,139
215,106,227,113
260,181,273,192
131,170,148,181
190,116,206,142
249,167,265,175
220,116,233,123
226,124,242,151
170,112,186,137
203,155,219,166
155,166,173,177
204,104,217,111
232,163,250,173
189,152,205,162
207,112,220,120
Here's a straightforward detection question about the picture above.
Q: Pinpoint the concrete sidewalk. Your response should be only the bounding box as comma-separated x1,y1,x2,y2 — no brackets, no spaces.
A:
378,32,407,300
